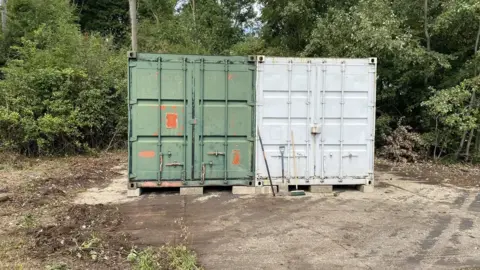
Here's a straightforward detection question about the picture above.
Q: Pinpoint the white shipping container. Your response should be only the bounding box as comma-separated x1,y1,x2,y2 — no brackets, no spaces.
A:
255,57,377,187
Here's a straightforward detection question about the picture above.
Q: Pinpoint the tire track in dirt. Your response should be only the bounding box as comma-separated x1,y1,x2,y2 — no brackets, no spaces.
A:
416,193,478,269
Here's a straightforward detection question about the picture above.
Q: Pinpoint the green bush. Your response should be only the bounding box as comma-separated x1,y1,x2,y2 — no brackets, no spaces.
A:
0,16,126,155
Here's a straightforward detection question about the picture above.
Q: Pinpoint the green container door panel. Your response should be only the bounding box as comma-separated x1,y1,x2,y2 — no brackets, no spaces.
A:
203,65,254,101
203,105,252,136
201,140,252,180
159,139,187,180
194,60,255,182
129,54,255,184
131,102,159,137
131,140,159,180
160,67,188,100
129,63,159,102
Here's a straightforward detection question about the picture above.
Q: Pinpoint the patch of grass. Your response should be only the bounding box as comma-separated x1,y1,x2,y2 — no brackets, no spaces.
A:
45,262,69,270
20,213,37,228
128,245,202,270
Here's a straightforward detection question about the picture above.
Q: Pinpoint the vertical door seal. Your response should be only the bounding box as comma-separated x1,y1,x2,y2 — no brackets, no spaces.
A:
224,59,230,184
156,57,163,182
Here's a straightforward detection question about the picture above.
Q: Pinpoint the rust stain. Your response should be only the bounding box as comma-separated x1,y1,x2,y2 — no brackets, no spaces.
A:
181,125,184,131
160,105,166,110
139,151,155,158
232,150,241,165
182,108,184,112
153,132,158,136
166,113,178,129
228,73,234,80
177,132,182,136
138,181,183,188
172,105,177,110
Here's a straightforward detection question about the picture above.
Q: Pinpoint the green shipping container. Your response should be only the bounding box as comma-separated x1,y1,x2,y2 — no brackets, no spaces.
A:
128,53,256,188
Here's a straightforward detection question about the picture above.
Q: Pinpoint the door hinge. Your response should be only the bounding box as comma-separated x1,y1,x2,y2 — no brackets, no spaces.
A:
129,137,138,142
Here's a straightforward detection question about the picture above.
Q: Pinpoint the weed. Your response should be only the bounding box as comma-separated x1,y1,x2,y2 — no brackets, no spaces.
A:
19,213,36,228
128,247,161,270
45,262,69,270
128,245,202,270
174,217,191,244
73,233,103,261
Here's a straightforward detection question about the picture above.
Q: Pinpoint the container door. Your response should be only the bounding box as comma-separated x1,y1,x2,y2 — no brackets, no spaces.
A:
193,58,255,185
129,57,192,182
316,59,375,183
255,59,315,182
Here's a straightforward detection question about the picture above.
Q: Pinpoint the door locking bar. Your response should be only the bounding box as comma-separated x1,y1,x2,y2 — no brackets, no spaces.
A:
342,153,359,158
207,151,225,156
201,163,206,185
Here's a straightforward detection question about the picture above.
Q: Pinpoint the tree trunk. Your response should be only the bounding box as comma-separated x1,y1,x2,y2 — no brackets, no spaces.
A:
455,131,467,159
433,116,439,160
473,22,480,158
424,0,431,51
0,0,7,33
475,129,480,156
128,0,138,52
423,0,431,86
466,129,475,161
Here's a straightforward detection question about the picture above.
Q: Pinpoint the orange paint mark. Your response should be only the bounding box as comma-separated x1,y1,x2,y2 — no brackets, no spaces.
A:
160,105,166,110
153,132,158,136
166,113,178,129
139,151,155,158
172,105,177,110
232,150,241,165
182,108,184,112
177,132,182,136
233,132,237,136
180,125,184,131
228,73,233,80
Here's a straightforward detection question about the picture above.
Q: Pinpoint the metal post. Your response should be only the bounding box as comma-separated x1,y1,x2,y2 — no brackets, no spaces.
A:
128,0,138,52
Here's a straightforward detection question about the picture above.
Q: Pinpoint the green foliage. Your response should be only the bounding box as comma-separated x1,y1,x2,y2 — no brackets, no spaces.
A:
1,0,480,161
138,0,256,55
128,245,202,270
73,0,130,45
423,78,479,131
0,0,126,155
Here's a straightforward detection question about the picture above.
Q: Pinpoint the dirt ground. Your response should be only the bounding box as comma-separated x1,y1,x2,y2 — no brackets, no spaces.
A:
1,152,480,269
118,175,480,270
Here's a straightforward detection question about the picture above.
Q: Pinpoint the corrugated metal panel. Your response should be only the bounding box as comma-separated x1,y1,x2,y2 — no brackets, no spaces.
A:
255,57,376,186
128,53,256,186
